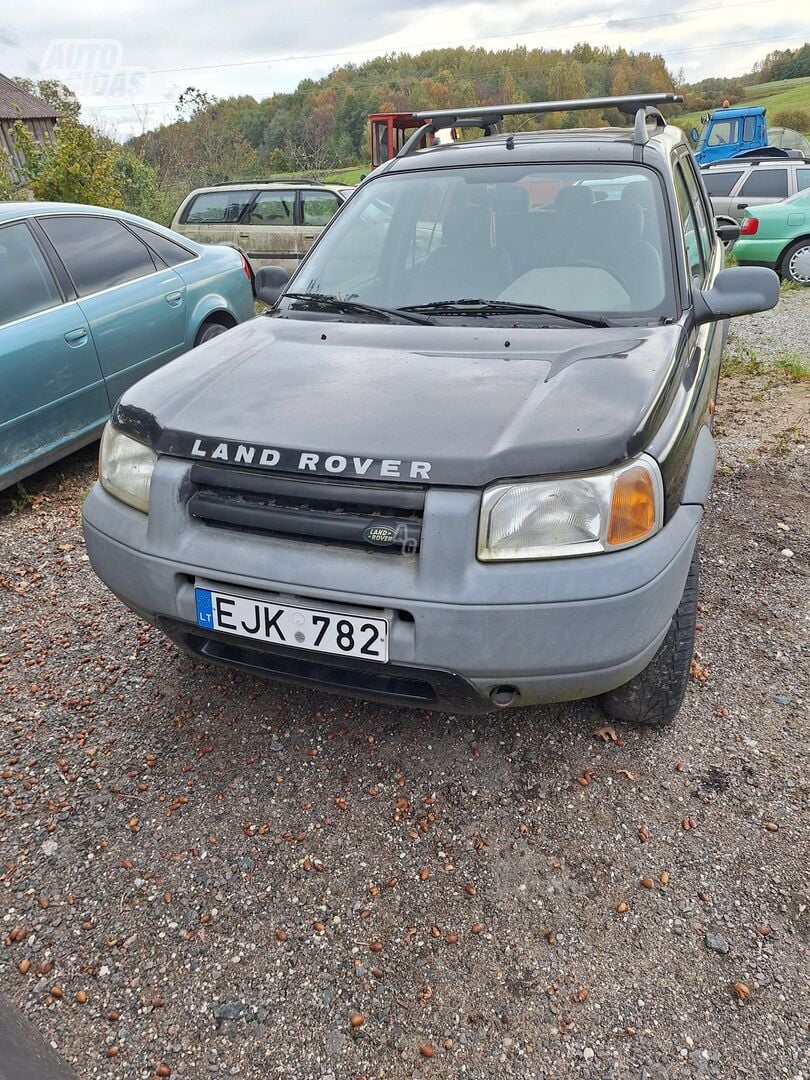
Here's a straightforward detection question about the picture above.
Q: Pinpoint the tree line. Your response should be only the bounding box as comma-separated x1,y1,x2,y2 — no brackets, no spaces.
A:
2,42,807,225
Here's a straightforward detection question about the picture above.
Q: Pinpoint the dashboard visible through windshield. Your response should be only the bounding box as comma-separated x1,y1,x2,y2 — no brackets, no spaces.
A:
281,163,675,323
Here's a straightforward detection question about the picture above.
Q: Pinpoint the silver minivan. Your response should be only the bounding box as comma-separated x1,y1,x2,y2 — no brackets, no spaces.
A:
172,180,354,278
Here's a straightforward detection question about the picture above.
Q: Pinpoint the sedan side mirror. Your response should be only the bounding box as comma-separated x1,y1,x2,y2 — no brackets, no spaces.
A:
694,266,779,324
716,222,740,245
255,266,290,306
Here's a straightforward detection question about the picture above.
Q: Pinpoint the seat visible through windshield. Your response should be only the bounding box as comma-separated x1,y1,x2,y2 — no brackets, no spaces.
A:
291,163,674,321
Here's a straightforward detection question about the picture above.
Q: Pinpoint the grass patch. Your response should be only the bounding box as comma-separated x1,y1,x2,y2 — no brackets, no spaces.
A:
678,77,810,133
721,342,810,383
321,165,365,185
771,353,810,383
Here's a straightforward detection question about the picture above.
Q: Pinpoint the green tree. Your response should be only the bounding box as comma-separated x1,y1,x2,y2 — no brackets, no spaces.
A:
12,77,80,120
11,118,122,207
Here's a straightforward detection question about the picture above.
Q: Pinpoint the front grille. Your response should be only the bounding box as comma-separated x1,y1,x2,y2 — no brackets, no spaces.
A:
187,464,425,554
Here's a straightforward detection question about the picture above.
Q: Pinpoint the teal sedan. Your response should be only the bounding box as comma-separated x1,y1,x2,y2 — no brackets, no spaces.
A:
735,188,810,285
0,202,255,492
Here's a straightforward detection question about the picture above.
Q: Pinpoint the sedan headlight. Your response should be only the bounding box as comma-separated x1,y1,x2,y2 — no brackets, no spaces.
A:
478,455,663,561
99,424,156,513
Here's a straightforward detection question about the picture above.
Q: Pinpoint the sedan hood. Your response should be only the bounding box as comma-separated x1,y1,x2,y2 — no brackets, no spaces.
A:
116,315,685,487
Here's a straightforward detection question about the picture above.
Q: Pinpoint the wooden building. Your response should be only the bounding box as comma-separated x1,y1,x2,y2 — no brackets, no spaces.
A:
0,73,60,180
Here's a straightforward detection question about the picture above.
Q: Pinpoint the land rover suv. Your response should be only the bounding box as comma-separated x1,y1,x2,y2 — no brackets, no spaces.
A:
83,94,779,726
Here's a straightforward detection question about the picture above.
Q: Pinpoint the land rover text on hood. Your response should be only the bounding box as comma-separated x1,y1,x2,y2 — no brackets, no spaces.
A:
83,94,779,725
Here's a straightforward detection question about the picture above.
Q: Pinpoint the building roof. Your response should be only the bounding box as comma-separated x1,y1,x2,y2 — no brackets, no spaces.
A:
0,74,60,120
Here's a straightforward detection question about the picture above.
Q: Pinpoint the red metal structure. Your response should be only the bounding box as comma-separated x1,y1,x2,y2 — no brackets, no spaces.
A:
369,113,433,168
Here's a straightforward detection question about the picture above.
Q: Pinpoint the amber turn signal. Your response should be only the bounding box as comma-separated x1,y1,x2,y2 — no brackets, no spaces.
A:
607,465,656,546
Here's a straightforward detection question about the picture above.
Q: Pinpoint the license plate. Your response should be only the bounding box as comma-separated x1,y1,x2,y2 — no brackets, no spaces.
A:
194,588,388,662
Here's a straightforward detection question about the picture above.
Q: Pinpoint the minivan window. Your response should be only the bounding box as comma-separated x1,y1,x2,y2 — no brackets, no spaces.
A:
796,168,810,192
248,191,295,226
288,164,675,320
39,216,157,297
129,224,195,266
739,168,788,198
702,170,744,197
185,190,254,224
0,222,62,327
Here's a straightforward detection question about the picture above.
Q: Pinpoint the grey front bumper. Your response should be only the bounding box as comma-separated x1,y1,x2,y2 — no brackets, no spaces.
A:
83,457,701,712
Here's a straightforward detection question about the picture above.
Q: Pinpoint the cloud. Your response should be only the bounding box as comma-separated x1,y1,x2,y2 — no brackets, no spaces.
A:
0,0,805,138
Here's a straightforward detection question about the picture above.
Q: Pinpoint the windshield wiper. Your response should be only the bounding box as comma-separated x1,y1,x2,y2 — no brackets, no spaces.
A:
283,292,434,325
400,298,611,328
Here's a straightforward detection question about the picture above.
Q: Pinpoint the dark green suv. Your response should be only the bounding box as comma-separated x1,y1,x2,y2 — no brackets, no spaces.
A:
83,94,779,726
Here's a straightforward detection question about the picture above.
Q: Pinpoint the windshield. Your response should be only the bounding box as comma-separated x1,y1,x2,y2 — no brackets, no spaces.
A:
284,163,675,321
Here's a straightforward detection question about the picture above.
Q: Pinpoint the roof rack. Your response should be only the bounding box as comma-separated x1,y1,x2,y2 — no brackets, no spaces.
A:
209,177,326,186
398,93,683,157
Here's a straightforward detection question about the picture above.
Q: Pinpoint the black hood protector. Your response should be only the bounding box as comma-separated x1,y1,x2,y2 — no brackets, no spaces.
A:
114,315,686,487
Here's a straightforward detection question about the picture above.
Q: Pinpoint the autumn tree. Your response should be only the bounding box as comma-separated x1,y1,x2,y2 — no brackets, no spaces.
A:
11,118,122,207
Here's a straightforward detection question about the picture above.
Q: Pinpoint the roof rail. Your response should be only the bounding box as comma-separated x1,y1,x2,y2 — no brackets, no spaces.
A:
209,176,325,186
398,93,683,157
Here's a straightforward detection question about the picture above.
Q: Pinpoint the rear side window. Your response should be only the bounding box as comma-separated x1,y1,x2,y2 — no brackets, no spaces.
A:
739,169,788,198
0,222,62,327
248,191,296,226
301,190,341,226
796,169,810,192
40,216,156,296
128,224,195,266
702,170,743,197
184,190,254,224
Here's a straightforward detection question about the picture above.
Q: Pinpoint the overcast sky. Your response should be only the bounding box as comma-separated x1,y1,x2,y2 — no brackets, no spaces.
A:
1,0,806,138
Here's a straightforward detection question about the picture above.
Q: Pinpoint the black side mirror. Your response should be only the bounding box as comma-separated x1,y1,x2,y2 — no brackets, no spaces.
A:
255,266,290,306
694,266,779,324
716,222,740,245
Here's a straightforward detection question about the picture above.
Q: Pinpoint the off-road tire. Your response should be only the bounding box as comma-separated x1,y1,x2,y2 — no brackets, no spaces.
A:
780,238,810,286
598,546,699,727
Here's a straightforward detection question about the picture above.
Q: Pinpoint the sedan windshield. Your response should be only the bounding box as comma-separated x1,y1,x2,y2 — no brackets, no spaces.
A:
284,163,675,322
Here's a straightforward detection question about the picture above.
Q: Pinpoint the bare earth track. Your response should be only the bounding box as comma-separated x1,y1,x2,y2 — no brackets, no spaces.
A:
0,300,808,1080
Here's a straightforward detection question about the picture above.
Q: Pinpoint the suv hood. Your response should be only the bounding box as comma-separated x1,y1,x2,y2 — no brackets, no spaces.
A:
116,315,685,487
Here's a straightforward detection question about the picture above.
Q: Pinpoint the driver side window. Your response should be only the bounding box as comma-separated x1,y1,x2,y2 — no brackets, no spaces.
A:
674,168,705,286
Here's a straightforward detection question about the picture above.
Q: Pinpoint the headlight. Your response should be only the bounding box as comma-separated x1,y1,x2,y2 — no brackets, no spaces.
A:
99,424,156,513
478,455,663,561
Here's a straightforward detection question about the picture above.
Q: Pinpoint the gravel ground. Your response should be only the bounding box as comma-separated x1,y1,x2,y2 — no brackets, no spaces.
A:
726,286,810,361
1,294,808,1080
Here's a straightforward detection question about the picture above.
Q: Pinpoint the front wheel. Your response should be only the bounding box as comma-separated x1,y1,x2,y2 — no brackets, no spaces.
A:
781,239,810,286
598,547,699,727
